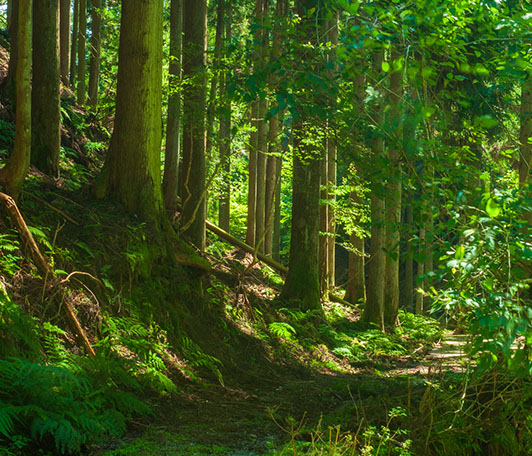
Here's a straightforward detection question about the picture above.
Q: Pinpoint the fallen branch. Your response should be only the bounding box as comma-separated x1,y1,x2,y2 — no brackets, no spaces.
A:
0,192,96,356
205,220,354,307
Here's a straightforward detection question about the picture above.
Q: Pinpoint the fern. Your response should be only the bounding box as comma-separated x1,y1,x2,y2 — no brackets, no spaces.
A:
269,322,297,340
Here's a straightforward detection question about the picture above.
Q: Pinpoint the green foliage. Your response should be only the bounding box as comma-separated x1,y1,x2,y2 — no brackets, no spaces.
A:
0,233,22,276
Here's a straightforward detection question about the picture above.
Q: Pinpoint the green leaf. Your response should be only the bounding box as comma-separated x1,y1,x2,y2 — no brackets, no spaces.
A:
486,198,501,218
381,61,390,73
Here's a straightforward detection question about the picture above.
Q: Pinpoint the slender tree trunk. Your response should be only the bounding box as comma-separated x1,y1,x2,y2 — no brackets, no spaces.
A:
246,106,258,246
273,154,282,261
218,3,232,232
415,227,425,314
180,0,207,250
31,0,61,177
345,191,366,304
520,78,532,187
59,0,70,84
88,0,102,105
384,51,403,328
163,0,183,215
326,12,339,291
0,0,32,199
70,0,78,85
403,204,414,312
7,0,13,35
6,0,19,103
319,140,329,295
94,0,164,221
363,51,386,330
77,0,87,104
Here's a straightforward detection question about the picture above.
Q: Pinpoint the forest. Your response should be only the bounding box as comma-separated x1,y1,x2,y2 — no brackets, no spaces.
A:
1,0,532,454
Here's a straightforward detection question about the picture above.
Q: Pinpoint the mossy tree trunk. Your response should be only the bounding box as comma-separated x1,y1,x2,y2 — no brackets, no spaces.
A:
94,0,165,222
77,0,87,104
0,0,31,199
88,0,102,105
180,0,207,250
280,0,323,313
6,0,19,103
31,0,60,177
163,0,183,215
59,0,70,84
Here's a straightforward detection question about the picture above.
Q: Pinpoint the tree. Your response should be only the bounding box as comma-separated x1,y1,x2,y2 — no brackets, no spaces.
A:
70,0,78,85
77,0,87,104
59,0,70,84
0,0,32,199
179,0,207,250
280,0,323,312
94,0,165,221
163,0,183,215
88,0,102,105
31,0,61,177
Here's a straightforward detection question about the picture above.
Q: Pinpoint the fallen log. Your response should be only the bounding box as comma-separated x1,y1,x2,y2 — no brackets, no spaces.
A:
205,220,354,307
0,192,96,356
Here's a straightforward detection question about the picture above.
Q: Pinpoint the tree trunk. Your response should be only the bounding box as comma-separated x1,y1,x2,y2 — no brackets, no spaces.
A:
77,0,87,104
273,154,282,262
6,0,19,103
363,51,385,331
415,227,426,314
345,191,366,304
69,0,78,85
218,3,232,232
326,12,339,291
520,78,532,186
94,0,165,222
180,0,207,250
246,106,258,246
403,204,414,312
88,0,102,105
163,0,183,215
31,0,61,177
59,0,70,84
0,0,32,199
319,139,329,295
280,0,323,313
383,51,403,328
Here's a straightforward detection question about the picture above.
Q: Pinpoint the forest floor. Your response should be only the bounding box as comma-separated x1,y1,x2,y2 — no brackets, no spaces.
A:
89,334,468,456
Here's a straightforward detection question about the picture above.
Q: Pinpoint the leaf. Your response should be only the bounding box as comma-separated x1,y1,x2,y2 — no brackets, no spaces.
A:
486,198,501,218
381,61,390,73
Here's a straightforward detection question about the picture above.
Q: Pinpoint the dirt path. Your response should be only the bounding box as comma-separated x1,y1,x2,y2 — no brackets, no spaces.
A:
91,333,469,455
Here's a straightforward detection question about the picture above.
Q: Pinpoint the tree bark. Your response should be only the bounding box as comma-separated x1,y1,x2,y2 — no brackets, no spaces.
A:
218,3,232,232
384,51,403,328
520,78,532,187
246,106,258,246
345,191,366,304
415,227,426,314
403,204,414,312
180,0,207,250
77,0,87,104
0,0,31,199
31,0,61,177
59,0,70,84
163,0,183,215
363,51,386,331
88,0,102,105
69,0,78,85
94,0,165,222
6,0,19,103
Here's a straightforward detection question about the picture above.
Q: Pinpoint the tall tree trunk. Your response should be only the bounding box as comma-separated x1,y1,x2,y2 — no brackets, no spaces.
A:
319,140,329,295
180,0,207,250
0,0,32,199
218,3,232,232
59,0,70,84
415,227,426,314
345,191,366,304
403,204,414,312
326,12,339,291
280,0,323,313
363,51,386,330
384,51,403,328
520,78,532,187
31,0,61,177
163,0,183,215
77,0,87,104
69,0,78,85
94,0,164,221
6,0,19,103
273,154,282,261
88,0,102,105
246,105,258,246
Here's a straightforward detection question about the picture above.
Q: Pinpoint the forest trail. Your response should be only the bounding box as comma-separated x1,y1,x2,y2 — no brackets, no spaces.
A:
92,332,468,456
